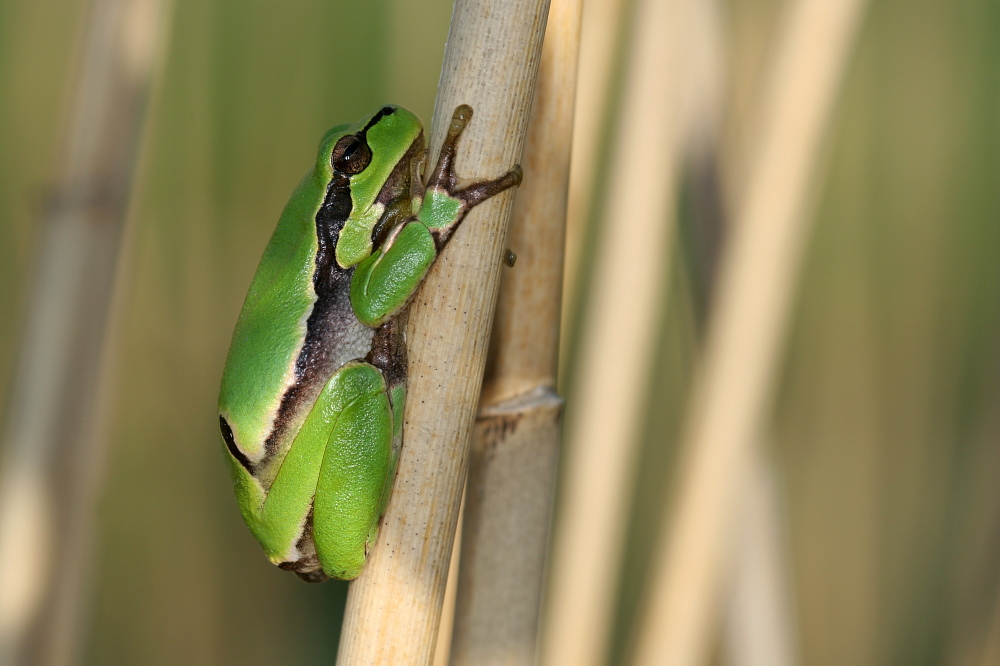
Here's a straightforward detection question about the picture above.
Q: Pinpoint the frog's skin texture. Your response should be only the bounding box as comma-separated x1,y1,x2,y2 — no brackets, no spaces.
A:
218,105,521,582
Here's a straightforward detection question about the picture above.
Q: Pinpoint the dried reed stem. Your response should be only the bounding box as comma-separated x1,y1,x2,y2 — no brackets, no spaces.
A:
722,453,798,666
628,0,869,663
559,0,626,353
432,500,463,666
447,0,581,663
334,1,549,663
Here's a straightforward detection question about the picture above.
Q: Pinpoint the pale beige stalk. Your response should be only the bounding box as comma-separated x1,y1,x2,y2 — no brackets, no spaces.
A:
432,501,463,666
452,391,563,666
628,0,869,663
539,0,708,663
474,0,579,409
447,0,580,663
0,0,171,663
722,452,798,666
334,1,549,664
559,0,626,357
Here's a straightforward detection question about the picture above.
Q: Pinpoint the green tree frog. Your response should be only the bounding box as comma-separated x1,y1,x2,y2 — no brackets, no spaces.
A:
218,105,521,582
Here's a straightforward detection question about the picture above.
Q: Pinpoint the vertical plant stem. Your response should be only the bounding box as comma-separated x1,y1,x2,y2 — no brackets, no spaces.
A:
540,0,704,663
335,1,549,664
722,452,798,666
0,0,171,663
559,0,626,355
448,0,581,663
628,0,869,663
433,500,463,666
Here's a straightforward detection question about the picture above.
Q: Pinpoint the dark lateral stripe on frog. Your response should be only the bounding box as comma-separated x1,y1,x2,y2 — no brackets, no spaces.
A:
256,174,356,469
361,105,396,133
220,415,252,472
256,110,417,470
365,317,407,392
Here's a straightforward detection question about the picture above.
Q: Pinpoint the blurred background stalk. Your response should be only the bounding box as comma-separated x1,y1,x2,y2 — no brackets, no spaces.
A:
541,0,715,662
629,0,868,662
722,453,798,666
558,0,626,368
0,0,171,663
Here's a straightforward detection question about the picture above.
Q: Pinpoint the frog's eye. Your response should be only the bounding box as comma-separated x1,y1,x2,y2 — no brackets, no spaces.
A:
332,135,372,175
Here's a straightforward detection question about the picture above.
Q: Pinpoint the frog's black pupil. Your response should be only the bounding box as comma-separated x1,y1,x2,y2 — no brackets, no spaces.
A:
333,135,371,174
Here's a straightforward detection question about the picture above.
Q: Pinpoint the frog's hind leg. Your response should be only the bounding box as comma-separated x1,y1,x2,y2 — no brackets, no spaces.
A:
306,321,406,580
250,361,394,582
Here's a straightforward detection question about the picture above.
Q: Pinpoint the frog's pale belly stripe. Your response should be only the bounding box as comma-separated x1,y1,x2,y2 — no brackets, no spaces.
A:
249,289,316,466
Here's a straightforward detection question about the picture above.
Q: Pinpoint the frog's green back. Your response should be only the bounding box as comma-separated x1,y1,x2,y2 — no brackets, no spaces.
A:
218,171,326,460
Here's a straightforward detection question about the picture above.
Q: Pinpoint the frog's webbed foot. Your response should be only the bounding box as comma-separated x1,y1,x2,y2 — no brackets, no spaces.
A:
425,104,475,192
422,105,522,246
426,105,522,205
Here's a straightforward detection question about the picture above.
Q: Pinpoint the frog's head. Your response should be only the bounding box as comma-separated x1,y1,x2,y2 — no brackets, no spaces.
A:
316,106,425,268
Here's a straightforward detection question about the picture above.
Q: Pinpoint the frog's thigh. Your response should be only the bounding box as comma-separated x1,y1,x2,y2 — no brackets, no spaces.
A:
312,362,394,580
253,361,382,563
350,221,437,327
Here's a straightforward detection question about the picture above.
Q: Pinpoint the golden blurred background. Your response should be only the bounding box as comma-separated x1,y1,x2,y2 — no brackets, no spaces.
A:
0,0,998,664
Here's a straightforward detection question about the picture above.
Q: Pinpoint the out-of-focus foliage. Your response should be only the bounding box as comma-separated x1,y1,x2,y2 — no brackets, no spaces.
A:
601,0,1000,665
777,1,1000,663
0,0,90,430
